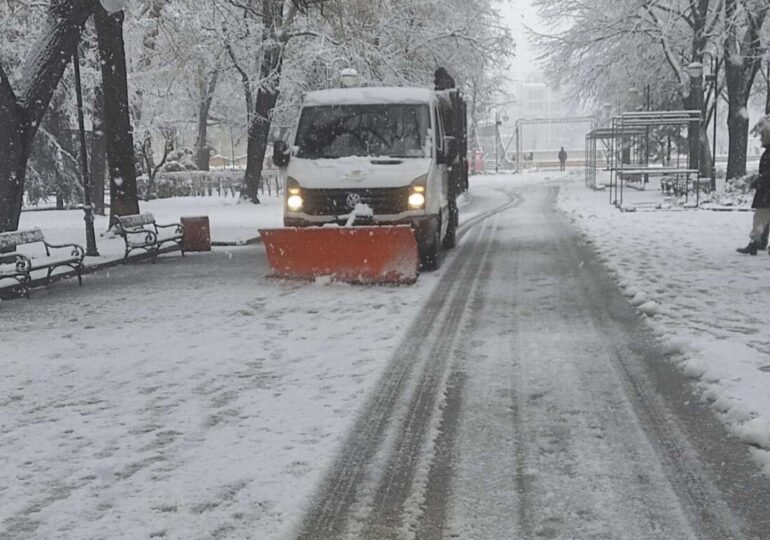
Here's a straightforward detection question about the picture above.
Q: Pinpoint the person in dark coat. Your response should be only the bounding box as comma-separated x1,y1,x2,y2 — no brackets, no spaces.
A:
738,123,770,255
558,147,567,171
434,67,455,91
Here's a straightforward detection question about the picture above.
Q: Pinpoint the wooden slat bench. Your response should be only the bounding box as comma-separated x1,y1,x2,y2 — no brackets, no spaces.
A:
0,228,85,298
113,212,185,262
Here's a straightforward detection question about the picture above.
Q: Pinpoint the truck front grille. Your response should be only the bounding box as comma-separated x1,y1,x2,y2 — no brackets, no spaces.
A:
301,187,410,216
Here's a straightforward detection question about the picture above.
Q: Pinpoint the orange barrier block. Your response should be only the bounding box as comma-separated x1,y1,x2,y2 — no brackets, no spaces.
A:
259,226,419,284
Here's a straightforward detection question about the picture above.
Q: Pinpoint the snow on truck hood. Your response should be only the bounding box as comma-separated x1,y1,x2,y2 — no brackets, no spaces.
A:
302,87,434,106
288,156,431,189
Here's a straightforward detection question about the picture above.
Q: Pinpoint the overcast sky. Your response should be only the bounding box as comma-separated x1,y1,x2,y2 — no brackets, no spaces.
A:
500,0,546,78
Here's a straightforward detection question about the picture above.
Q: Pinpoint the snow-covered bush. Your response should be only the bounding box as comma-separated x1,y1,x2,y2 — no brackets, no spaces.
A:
163,148,198,172
699,174,756,207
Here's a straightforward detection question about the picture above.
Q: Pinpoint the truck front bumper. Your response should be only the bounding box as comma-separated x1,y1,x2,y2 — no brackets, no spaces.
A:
284,213,438,245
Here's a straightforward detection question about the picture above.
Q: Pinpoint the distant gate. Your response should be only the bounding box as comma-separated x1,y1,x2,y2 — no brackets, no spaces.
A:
514,116,597,173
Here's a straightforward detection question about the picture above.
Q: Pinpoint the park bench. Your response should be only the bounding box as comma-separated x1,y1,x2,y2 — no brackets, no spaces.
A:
0,228,84,298
660,176,689,197
113,212,185,262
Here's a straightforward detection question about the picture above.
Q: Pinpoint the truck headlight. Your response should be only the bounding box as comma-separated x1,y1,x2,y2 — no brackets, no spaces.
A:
409,175,427,209
286,176,303,211
408,192,425,209
287,194,304,211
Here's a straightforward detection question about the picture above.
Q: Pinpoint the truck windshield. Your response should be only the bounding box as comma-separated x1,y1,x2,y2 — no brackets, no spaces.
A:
295,104,430,159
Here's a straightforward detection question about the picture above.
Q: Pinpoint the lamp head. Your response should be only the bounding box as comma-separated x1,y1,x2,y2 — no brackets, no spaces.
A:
99,0,128,14
687,62,704,80
339,68,360,88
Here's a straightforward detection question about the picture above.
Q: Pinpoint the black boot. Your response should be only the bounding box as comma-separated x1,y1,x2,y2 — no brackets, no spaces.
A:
737,242,759,255
760,224,769,250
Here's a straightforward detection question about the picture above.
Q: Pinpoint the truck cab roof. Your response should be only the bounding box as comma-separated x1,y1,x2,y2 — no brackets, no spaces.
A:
302,87,435,107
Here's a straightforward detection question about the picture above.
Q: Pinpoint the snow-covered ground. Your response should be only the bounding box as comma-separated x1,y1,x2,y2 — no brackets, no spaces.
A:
17,193,284,263
1,190,457,538
553,170,770,474
3,173,770,538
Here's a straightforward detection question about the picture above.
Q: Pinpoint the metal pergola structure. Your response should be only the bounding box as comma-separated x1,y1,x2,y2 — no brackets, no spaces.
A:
584,126,647,190
606,110,702,208
514,116,597,173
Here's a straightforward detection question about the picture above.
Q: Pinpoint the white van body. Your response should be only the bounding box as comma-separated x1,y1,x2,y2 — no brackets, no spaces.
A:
282,87,456,265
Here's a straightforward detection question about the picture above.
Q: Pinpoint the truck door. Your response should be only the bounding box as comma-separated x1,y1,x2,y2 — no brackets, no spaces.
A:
433,105,449,224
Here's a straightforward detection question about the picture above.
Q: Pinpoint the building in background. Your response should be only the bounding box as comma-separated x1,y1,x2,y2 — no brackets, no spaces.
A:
476,76,590,171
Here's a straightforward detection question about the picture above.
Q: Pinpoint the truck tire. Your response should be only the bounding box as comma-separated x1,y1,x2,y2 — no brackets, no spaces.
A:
419,221,441,271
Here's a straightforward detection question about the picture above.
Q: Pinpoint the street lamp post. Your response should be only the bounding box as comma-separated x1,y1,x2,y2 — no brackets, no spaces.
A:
495,110,502,173
73,46,99,257
494,108,509,173
69,0,129,256
687,62,704,182
704,54,719,191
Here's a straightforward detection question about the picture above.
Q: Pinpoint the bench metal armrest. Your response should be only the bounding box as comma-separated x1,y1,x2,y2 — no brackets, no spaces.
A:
154,221,181,229
0,252,31,273
155,222,185,236
43,241,85,260
123,227,158,244
0,251,21,264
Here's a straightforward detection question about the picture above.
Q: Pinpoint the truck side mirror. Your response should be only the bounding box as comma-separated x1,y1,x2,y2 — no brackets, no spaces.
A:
273,140,290,168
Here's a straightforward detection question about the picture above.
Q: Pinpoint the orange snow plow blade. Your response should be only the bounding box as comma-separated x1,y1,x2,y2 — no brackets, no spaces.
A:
259,226,419,284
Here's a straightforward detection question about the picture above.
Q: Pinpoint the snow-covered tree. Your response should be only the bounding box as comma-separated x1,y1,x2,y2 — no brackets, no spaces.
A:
723,0,770,179
0,0,96,233
277,0,512,150
534,0,723,177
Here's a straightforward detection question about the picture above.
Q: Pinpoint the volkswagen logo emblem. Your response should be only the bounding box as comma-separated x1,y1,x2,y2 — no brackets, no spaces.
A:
345,192,361,209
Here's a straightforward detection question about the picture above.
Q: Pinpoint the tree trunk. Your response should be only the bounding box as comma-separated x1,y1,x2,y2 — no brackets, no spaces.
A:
699,127,712,179
766,81,770,115
764,63,770,114
726,101,750,179
242,90,278,202
45,86,80,206
724,0,767,180
194,67,219,171
684,92,704,174
0,0,94,232
90,84,106,215
0,65,26,234
95,7,139,226
239,0,286,204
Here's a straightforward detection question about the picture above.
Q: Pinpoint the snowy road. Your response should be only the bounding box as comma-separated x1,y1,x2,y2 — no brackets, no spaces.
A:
3,177,770,539
295,181,770,539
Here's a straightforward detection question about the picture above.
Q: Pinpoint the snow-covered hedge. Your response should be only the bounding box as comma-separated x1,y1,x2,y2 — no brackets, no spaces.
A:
137,170,281,199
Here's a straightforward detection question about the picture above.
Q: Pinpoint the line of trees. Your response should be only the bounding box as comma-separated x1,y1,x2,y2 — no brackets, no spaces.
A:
0,0,512,233
533,0,770,181
0,0,137,232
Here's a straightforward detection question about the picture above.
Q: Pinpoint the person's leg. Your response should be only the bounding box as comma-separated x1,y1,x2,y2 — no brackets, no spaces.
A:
750,208,770,243
738,209,770,254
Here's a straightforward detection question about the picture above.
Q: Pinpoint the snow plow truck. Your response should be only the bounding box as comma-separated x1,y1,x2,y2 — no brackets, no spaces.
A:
260,69,469,284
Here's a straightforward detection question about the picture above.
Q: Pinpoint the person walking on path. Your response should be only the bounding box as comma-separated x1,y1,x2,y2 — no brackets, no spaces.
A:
738,120,770,255
558,147,567,171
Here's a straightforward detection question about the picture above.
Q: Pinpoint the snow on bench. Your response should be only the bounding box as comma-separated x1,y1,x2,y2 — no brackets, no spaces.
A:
0,228,85,298
113,212,185,262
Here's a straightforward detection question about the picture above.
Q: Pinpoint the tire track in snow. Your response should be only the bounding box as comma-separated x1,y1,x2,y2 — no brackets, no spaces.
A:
500,184,768,538
294,193,519,539
359,213,500,539
556,193,770,538
414,221,500,539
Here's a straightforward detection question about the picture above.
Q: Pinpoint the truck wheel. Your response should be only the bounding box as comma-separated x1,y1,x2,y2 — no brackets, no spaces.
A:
420,224,441,271
443,204,458,249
